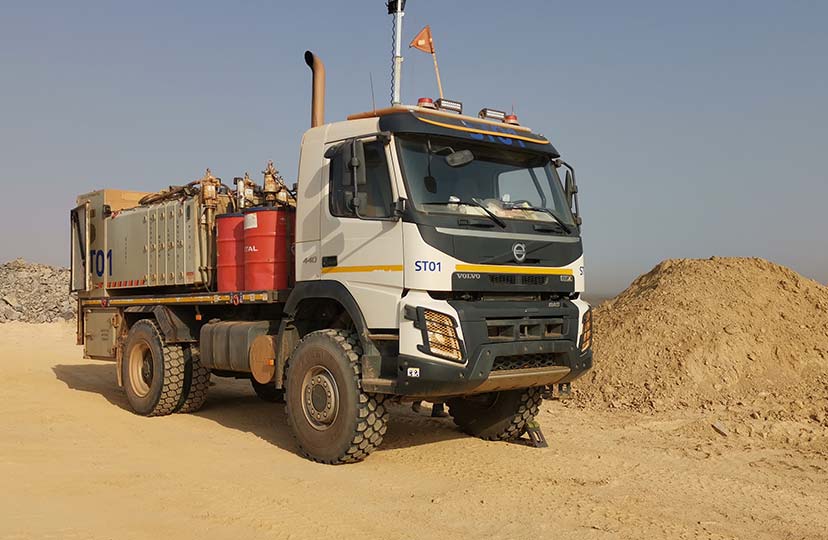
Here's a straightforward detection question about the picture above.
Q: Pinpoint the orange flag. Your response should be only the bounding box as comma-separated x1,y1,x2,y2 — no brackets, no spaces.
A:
409,25,434,54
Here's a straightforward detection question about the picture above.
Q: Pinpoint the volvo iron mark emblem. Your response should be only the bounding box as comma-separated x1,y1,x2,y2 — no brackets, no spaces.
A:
512,242,527,263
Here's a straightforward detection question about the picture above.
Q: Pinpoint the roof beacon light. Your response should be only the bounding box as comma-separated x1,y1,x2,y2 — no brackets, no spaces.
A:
478,108,506,122
504,114,520,125
434,98,463,114
417,97,437,109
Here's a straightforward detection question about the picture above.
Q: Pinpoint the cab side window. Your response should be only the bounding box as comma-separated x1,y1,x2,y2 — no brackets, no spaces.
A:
329,140,394,219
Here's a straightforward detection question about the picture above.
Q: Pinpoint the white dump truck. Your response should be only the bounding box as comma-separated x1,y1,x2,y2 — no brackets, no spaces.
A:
70,6,592,464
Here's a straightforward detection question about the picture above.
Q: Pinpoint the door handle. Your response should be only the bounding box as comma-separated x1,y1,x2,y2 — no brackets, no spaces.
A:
322,256,338,268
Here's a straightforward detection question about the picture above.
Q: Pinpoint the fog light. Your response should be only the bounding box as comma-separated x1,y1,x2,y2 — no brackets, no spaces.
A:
422,309,463,361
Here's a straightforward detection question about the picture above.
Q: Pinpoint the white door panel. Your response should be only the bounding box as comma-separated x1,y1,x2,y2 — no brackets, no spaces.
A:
320,138,403,328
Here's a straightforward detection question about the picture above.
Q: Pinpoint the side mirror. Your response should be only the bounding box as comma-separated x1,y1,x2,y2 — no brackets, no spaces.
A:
446,149,474,168
561,161,581,226
352,140,367,186
565,169,577,207
343,139,367,186
343,139,368,217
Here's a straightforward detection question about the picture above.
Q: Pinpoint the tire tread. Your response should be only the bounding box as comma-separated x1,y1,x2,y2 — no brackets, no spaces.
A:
285,329,388,464
176,347,211,414
449,386,543,441
126,319,187,417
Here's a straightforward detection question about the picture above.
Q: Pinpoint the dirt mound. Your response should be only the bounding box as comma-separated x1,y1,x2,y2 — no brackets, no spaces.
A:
576,257,828,417
0,259,75,323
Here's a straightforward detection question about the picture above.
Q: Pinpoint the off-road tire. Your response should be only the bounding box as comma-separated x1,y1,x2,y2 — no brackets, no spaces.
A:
121,319,186,417
447,387,543,441
251,379,285,403
176,347,211,413
285,329,388,464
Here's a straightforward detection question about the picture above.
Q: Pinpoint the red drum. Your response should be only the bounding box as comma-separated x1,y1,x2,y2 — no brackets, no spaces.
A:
243,207,294,291
216,213,245,292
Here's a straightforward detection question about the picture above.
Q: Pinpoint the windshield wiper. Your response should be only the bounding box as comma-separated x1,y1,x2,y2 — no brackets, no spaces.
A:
427,198,507,228
506,203,572,234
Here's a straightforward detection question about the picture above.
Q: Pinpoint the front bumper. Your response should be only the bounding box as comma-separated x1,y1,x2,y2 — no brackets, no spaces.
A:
391,298,592,398
397,341,592,398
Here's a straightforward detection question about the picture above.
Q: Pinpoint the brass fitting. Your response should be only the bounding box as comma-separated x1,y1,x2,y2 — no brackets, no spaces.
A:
199,168,221,208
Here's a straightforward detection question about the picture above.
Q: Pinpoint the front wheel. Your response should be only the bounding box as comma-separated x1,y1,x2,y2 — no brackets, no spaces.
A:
447,387,543,440
285,330,388,464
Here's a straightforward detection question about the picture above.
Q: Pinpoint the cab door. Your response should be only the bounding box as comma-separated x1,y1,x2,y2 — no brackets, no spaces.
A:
320,136,403,328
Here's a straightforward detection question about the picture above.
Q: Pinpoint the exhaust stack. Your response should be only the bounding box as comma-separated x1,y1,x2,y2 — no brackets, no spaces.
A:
304,51,326,128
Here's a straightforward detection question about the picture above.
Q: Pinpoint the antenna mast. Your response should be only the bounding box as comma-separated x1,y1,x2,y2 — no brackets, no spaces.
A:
388,0,406,105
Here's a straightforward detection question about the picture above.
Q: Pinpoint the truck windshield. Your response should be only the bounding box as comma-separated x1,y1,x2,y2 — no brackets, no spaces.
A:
396,134,576,229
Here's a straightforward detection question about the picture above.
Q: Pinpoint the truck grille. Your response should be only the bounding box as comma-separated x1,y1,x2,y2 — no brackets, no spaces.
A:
486,319,565,341
488,274,548,286
491,353,562,371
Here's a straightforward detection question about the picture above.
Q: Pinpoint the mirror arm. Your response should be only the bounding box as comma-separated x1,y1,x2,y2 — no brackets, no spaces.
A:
394,197,407,218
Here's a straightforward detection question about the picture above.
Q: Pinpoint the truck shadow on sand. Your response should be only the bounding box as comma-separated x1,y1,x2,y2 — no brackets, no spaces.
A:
52,363,465,456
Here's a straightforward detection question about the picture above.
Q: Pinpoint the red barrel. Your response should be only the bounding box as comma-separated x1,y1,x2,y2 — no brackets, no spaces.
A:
216,213,245,292
243,207,294,291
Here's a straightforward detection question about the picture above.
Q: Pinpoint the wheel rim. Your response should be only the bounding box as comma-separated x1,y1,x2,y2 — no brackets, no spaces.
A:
128,341,153,398
301,364,339,431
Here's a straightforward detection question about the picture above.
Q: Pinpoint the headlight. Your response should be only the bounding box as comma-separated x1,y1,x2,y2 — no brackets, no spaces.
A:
422,309,463,362
579,308,592,352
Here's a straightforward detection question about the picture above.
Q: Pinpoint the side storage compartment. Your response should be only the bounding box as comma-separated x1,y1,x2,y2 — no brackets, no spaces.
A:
83,308,120,360
106,197,204,289
200,320,279,372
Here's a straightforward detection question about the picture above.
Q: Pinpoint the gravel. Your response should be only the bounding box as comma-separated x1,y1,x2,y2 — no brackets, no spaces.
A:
0,259,75,323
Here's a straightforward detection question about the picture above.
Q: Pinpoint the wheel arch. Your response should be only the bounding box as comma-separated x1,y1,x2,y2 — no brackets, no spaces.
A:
277,280,382,388
118,306,198,388
122,305,199,344
284,280,370,338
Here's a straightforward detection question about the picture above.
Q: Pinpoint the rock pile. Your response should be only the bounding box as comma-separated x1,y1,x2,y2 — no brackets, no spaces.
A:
576,257,828,418
0,259,75,323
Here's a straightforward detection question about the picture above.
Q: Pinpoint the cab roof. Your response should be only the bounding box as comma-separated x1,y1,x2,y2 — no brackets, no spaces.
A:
348,106,559,157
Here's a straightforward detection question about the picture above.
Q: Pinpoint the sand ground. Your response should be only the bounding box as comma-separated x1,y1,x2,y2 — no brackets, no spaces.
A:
1,322,826,540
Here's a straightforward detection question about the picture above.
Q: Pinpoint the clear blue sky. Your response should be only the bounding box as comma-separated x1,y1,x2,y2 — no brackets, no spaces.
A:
1,1,826,295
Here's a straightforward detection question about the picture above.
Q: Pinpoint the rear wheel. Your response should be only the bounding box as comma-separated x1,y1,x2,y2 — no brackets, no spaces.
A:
251,379,285,403
122,319,186,417
177,347,211,413
285,329,388,464
447,387,543,440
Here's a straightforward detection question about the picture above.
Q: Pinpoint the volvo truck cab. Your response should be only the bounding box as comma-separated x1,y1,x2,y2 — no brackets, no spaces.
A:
280,91,592,460
294,104,591,393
